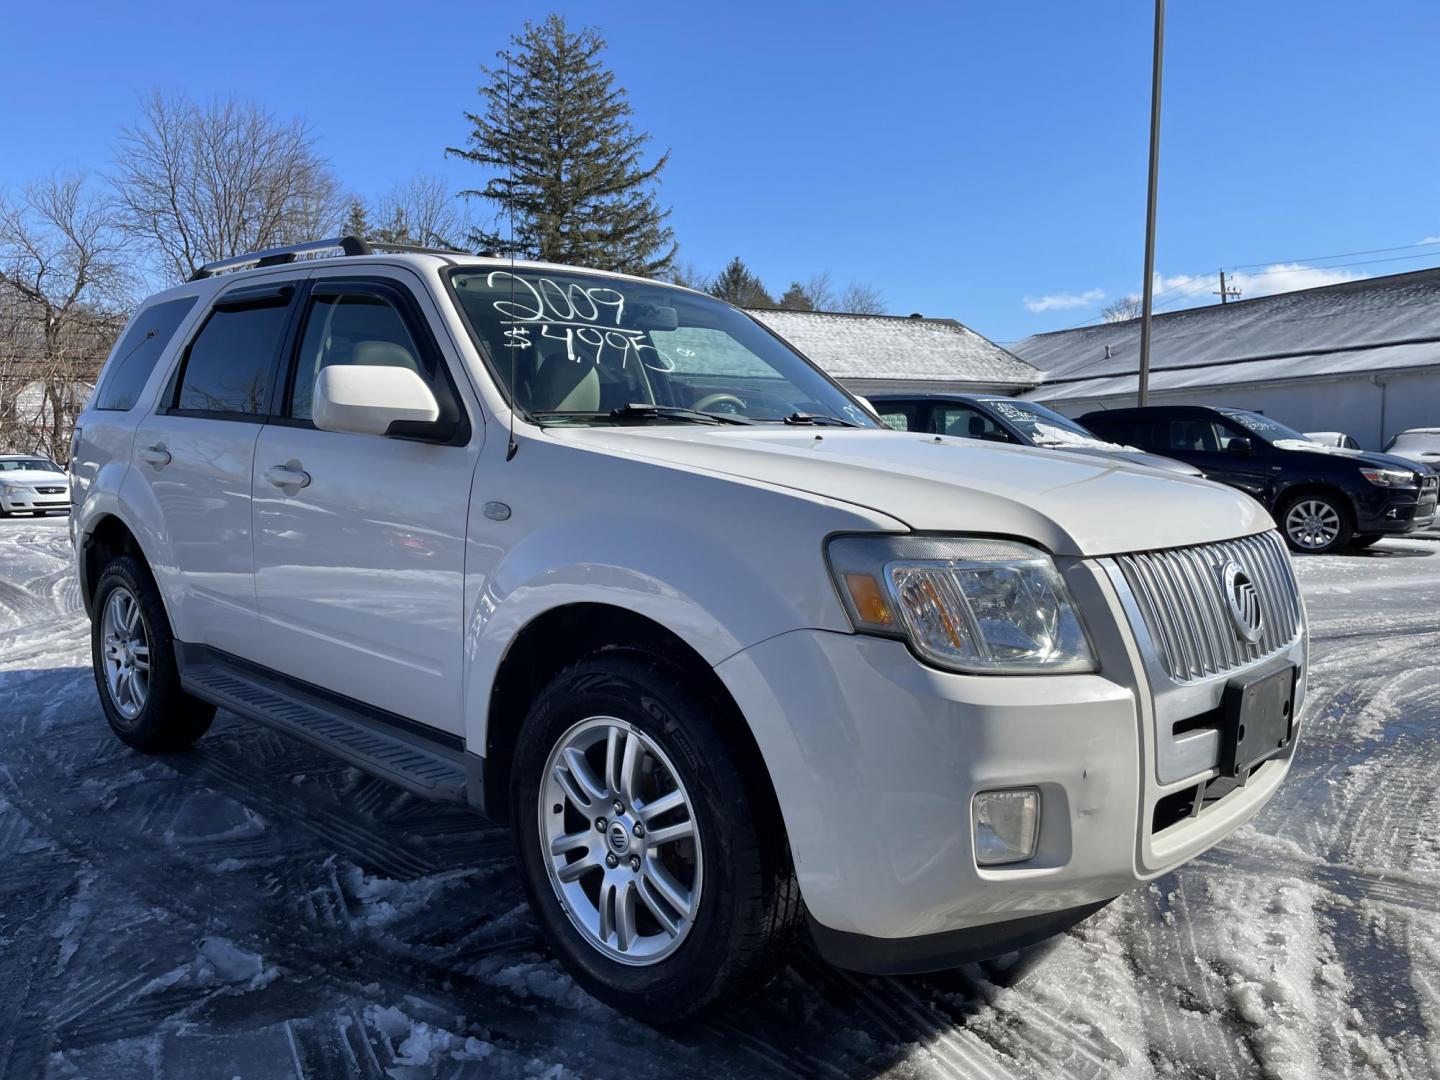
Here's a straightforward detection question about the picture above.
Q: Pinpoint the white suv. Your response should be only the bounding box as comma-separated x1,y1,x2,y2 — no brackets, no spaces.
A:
70,238,1307,1021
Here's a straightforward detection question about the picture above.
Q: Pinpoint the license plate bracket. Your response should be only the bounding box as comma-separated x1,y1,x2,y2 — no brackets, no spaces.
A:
1219,662,1295,783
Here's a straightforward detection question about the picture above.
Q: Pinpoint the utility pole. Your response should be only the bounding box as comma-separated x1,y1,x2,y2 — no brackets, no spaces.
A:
1214,269,1240,304
1137,0,1165,406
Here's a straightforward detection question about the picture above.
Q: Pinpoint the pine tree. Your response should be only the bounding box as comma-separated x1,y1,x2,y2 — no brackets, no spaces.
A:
710,257,774,308
341,197,370,241
447,14,675,276
777,282,813,310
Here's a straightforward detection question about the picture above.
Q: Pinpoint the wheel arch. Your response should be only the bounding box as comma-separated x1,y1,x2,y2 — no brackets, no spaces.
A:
476,602,784,833
1274,481,1356,521
80,513,151,615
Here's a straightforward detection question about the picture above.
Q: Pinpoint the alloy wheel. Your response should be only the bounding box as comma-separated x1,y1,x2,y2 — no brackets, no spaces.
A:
539,716,703,965
1284,499,1341,550
101,585,151,720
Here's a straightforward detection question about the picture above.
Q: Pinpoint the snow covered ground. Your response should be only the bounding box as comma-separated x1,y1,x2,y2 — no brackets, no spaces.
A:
1,515,1437,1079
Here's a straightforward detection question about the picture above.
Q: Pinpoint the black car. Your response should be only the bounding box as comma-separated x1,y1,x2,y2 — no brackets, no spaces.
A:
867,393,1200,475
1081,405,1440,554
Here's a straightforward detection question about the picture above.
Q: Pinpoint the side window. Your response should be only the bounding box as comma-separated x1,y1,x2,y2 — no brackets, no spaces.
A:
289,290,427,421
93,297,197,411
1165,419,1228,453
175,300,290,417
874,402,920,431
934,405,1015,443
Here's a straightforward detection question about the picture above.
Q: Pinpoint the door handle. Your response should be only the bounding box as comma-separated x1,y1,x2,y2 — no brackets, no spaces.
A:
137,444,171,467
265,464,311,489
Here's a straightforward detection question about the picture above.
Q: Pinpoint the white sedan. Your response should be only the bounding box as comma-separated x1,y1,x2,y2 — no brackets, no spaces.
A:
0,455,71,516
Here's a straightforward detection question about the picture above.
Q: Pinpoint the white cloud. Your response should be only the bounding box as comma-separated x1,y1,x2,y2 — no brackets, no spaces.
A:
1023,288,1104,313
1420,236,1440,245
1149,263,1367,310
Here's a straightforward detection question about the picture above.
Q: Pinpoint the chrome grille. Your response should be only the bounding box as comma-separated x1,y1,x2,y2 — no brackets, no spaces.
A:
1115,531,1302,683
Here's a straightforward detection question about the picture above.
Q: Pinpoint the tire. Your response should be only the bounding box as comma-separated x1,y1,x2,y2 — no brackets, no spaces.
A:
510,651,804,1022
1349,534,1384,550
1278,492,1353,554
91,554,215,751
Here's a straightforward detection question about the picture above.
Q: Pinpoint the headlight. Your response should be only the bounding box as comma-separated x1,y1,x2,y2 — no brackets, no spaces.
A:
0,480,25,493
1359,467,1417,488
826,535,1096,674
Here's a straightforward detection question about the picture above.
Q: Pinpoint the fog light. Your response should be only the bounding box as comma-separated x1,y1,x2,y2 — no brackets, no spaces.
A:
973,787,1040,866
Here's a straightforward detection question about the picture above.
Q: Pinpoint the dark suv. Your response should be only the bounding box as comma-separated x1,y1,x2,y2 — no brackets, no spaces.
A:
1081,405,1439,553
868,393,1198,475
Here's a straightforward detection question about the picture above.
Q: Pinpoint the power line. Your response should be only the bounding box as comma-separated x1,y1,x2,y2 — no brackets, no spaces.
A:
1236,249,1440,276
1229,238,1440,271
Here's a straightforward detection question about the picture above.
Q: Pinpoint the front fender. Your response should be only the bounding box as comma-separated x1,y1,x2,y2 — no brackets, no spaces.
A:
460,449,905,755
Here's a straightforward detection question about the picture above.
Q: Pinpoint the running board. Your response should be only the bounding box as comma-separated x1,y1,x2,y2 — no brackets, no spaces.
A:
177,645,468,802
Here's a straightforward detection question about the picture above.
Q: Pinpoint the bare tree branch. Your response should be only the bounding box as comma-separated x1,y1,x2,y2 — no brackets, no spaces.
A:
112,90,344,282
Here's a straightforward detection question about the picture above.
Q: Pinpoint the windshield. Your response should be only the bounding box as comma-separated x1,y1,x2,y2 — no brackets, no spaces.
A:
976,398,1113,446
1386,431,1440,452
1222,410,1310,445
447,267,876,427
0,458,58,473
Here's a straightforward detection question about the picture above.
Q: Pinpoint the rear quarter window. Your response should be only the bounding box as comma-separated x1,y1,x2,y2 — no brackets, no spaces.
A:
92,297,198,411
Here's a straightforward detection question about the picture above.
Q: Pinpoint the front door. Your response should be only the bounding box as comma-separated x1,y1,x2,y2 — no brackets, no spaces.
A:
250,270,480,734
1156,416,1275,502
130,277,300,659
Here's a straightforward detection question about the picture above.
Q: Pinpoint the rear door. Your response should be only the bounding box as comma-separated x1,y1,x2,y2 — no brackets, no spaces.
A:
249,268,481,734
129,276,303,659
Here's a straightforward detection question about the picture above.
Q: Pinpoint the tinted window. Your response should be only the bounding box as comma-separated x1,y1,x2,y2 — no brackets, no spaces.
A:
291,291,426,421
176,302,289,416
93,297,197,411
934,404,1015,443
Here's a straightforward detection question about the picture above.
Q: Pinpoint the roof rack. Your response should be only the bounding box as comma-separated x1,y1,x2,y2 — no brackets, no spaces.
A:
188,236,469,282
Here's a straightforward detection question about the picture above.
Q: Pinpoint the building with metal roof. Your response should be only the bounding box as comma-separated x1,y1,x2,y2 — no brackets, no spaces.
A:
1010,268,1440,449
748,308,1041,396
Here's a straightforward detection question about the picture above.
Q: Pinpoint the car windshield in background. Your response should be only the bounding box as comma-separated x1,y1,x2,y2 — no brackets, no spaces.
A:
1222,410,1310,444
0,458,58,472
447,268,875,427
977,399,1112,446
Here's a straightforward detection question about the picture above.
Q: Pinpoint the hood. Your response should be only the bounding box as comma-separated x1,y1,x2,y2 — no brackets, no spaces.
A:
547,426,1273,557
0,469,67,485
1272,440,1434,473
1055,445,1202,477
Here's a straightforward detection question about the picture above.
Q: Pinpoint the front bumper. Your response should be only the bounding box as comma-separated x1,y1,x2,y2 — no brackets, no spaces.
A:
714,558,1304,957
0,488,71,513
1356,482,1437,533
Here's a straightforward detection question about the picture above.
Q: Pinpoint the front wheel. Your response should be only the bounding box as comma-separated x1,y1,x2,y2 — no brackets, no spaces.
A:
1278,492,1353,554
510,653,803,1022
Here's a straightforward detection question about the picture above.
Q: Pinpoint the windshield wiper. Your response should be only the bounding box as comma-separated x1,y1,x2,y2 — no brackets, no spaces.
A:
531,405,752,426
777,412,860,427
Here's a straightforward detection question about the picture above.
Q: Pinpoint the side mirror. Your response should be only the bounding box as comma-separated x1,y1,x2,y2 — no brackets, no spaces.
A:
1226,436,1253,456
312,366,441,437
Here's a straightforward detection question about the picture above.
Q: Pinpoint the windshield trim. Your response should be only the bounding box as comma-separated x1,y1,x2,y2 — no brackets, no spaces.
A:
440,264,878,429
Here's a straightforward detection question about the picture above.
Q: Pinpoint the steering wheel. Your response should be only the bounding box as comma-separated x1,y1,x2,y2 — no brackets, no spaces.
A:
692,392,748,415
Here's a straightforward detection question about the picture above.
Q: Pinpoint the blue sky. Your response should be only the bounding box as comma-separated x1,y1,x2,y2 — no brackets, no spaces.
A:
3,1,1437,342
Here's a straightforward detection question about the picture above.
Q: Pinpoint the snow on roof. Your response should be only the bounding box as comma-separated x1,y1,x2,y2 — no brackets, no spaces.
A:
1012,267,1440,399
747,308,1040,388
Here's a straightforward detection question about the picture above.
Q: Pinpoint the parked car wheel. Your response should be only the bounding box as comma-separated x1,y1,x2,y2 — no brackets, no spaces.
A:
91,555,215,751
1278,492,1353,554
511,652,804,1022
